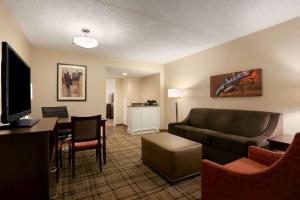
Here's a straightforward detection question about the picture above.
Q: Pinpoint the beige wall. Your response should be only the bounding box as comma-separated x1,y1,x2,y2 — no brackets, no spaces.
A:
164,17,300,135
126,78,143,105
141,73,160,103
30,47,163,120
0,0,32,64
0,0,32,119
30,48,106,118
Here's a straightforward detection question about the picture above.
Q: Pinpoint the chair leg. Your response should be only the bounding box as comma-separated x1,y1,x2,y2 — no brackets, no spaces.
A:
72,149,75,178
59,148,63,168
96,148,98,161
68,144,71,166
98,146,102,172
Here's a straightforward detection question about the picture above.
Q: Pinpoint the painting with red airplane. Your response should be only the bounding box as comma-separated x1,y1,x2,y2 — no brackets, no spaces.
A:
210,68,262,97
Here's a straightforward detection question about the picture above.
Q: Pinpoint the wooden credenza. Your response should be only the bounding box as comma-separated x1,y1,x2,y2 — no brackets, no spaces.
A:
0,118,58,200
127,106,160,134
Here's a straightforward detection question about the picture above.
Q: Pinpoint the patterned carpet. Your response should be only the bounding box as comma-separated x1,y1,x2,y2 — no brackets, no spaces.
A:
56,126,201,200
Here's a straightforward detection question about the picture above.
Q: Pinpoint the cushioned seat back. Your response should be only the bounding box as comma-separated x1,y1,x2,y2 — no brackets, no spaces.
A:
207,109,235,133
189,108,212,128
230,110,270,138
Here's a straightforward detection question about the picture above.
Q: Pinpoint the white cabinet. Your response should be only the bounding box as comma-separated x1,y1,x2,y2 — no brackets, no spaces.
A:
127,106,160,134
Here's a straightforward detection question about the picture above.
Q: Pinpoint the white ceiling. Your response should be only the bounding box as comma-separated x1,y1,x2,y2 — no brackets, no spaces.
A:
106,67,157,78
5,0,300,64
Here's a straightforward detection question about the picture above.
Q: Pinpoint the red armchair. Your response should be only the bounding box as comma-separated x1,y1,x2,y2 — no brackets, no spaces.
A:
202,133,300,200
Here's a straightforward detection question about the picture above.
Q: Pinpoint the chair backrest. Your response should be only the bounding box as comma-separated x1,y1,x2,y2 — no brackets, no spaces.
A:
41,106,69,118
71,115,101,142
270,133,300,199
277,132,300,164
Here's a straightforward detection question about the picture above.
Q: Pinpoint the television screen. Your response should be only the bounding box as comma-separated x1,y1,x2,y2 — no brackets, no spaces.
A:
1,42,31,124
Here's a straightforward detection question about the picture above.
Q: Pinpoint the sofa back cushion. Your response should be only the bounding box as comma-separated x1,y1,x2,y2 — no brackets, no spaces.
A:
189,108,212,128
230,110,270,138
207,109,235,133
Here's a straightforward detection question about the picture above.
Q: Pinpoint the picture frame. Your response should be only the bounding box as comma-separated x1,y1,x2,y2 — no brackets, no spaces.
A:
210,68,262,97
57,63,87,101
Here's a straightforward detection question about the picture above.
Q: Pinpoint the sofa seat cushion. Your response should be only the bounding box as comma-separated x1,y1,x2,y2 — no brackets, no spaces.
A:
186,127,225,145
224,158,267,173
211,133,256,155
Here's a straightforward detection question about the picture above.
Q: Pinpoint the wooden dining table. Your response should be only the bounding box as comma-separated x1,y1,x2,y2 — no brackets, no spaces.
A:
56,118,107,164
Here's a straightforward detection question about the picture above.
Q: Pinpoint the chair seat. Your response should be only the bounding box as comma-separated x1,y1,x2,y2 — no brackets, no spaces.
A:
224,158,267,173
74,140,99,150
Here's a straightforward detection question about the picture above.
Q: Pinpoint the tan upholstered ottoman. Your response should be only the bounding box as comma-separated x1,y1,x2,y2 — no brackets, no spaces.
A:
141,132,202,184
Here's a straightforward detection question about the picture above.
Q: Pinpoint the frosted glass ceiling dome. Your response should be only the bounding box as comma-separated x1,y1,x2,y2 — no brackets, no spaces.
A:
73,28,98,49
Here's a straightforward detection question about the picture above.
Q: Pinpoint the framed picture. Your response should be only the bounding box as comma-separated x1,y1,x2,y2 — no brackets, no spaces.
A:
57,63,87,101
210,68,262,97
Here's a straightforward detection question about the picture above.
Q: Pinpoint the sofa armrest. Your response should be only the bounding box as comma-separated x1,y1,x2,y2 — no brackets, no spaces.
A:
246,134,271,148
168,110,192,129
248,146,283,166
168,121,187,127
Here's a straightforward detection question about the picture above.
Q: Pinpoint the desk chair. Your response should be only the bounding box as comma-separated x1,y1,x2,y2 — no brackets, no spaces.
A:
69,115,102,178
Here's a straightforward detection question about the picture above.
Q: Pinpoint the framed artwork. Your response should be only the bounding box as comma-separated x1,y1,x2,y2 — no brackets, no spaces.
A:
57,63,87,101
210,68,262,97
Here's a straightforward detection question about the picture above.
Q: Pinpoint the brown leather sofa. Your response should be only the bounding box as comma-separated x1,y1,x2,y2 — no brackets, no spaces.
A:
168,108,283,164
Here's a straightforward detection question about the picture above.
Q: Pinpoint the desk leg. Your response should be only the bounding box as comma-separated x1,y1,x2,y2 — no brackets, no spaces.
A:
102,121,106,164
55,126,59,182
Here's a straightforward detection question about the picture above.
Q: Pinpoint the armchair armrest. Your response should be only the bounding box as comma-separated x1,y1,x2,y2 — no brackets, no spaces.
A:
202,159,249,200
202,159,281,200
248,146,283,166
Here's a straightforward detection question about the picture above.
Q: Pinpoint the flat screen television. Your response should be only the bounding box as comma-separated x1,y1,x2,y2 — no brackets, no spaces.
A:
1,42,38,127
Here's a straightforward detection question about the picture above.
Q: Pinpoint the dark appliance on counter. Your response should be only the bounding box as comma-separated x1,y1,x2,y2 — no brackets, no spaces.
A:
145,100,158,106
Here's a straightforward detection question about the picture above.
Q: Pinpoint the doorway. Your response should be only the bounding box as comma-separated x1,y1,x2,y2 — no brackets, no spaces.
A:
106,79,115,126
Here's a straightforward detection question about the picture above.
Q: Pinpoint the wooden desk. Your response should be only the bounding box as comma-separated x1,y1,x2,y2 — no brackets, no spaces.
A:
57,118,107,164
0,118,57,200
267,134,294,151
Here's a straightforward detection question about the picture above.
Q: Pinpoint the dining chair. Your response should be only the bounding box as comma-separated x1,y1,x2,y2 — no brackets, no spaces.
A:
41,106,69,118
41,106,71,168
69,115,102,178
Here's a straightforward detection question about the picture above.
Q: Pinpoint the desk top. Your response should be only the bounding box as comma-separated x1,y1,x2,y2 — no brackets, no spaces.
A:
0,118,57,136
267,134,294,145
57,117,107,124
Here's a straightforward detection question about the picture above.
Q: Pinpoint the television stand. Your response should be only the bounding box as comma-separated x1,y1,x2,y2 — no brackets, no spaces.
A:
13,118,40,127
0,118,40,129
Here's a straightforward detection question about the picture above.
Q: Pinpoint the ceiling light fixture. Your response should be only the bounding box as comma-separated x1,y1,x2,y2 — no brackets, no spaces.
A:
122,72,127,76
73,28,98,49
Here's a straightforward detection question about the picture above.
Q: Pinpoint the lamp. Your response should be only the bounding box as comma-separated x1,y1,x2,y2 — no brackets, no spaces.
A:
73,28,98,49
168,88,184,122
